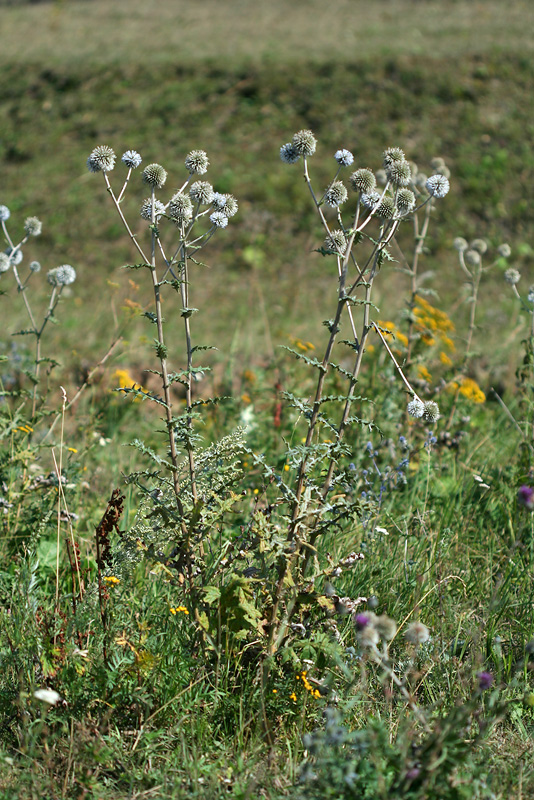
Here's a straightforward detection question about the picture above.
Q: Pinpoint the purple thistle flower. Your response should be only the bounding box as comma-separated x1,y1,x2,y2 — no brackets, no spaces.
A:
477,671,494,691
354,613,369,631
518,485,534,510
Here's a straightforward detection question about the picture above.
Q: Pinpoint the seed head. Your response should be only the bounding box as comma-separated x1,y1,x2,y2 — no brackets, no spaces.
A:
121,150,142,169
350,168,376,193
497,243,511,258
30,260,41,272
291,129,317,157
396,188,416,214
470,238,488,255
0,205,10,221
142,163,167,189
87,145,116,173
386,160,411,187
453,237,468,252
185,150,209,175
383,147,406,168
504,268,521,285
464,249,481,267
0,253,11,273
189,181,214,204
405,621,430,645
280,143,300,164
376,195,396,219
334,148,354,166
407,398,425,418
168,193,193,224
423,401,440,423
426,174,450,198
47,265,76,286
375,614,397,641
24,216,42,237
209,211,228,229
324,229,347,255
140,198,166,221
324,181,348,208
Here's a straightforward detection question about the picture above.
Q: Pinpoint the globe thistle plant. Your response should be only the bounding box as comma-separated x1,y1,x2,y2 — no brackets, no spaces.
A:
212,193,238,217
383,147,406,168
470,238,488,255
291,129,317,157
0,204,10,222
375,195,395,219
142,163,168,189
324,230,347,255
423,401,440,423
361,191,381,209
29,260,41,273
189,181,214,205
0,253,11,273
334,148,354,166
24,217,42,237
209,211,229,229
504,268,521,285
323,181,348,208
407,398,425,418
185,150,209,175
426,174,450,199
87,145,116,173
453,237,469,252
385,160,411,187
5,247,22,266
280,143,300,164
122,150,142,169
47,264,76,286
168,192,193,224
498,243,511,258
350,168,376,194
396,188,416,215
140,198,166,221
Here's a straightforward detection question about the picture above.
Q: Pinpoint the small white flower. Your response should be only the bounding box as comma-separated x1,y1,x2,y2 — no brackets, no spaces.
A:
426,174,450,198
34,688,62,706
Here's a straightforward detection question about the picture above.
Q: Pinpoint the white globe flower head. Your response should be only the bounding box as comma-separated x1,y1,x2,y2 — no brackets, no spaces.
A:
0,205,11,222
47,265,76,286
426,174,450,199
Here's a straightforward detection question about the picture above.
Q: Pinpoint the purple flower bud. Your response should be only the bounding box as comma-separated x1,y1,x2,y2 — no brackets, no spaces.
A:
354,613,369,631
477,671,493,691
518,485,534,510
405,767,421,781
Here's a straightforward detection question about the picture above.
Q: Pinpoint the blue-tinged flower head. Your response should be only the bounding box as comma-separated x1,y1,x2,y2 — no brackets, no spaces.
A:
212,193,238,217
142,163,167,189
334,149,354,167
498,243,511,258
210,211,228,229
0,205,10,222
5,247,22,266
504,268,521,285
121,150,142,169
361,191,381,209
185,150,209,175
0,253,11,273
47,265,76,286
291,130,317,157
140,198,166,221
426,174,450,199
280,143,300,164
87,145,116,173
407,398,425,418
29,261,41,272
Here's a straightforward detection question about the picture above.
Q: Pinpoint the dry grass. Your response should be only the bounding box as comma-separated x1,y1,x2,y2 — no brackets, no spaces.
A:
1,0,533,67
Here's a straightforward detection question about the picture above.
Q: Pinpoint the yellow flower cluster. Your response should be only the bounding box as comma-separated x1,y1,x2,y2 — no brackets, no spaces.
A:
414,296,455,350
417,365,432,383
295,670,321,699
103,576,120,585
112,368,147,397
377,320,409,348
449,377,486,403
289,337,315,353
170,606,189,615
16,424,34,435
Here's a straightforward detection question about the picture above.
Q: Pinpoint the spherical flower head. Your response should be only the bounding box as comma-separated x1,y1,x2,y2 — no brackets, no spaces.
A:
477,671,494,691
358,624,380,648
185,150,209,175
405,621,430,645
87,145,116,173
361,191,381,209
498,243,511,258
5,246,22,266
383,147,406,168
518,485,534,510
504,267,521,286
423,401,440,423
350,168,376,194
189,181,214,204
430,156,445,170
376,195,395,219
415,172,429,191
47,264,76,286
334,148,354,167
142,163,167,189
396,188,416,214
210,211,228,229
0,205,10,222
354,613,371,631
324,180,348,208
453,237,468,252
386,160,411,187
292,129,317,157
211,192,238,217
121,150,142,169
470,238,488,255
426,174,450,198
325,229,347,255
140,197,166,221
24,216,42,237
29,260,41,272
0,253,11,273
464,249,481,267
407,398,425,418
280,142,300,164
434,165,451,179
168,192,193,224
375,614,397,641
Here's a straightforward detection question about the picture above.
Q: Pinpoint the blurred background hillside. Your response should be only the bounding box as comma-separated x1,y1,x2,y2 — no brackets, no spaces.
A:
1,0,533,386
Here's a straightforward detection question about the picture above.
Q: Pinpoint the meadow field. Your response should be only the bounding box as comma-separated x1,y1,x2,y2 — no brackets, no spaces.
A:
1,0,534,797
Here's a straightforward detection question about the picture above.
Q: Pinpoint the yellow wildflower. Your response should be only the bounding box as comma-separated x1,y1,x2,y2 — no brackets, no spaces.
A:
439,352,453,366
459,377,486,403
103,576,120,585
417,365,432,383
289,692,297,702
